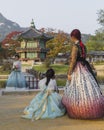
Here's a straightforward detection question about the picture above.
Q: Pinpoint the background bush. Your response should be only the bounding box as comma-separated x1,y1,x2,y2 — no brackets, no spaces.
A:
0,80,6,88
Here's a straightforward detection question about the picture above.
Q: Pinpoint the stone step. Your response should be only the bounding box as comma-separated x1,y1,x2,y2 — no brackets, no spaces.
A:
1,88,64,96
1,85,104,96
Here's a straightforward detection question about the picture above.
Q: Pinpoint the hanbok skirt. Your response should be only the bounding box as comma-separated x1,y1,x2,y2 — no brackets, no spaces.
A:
22,89,66,120
6,70,26,90
62,62,104,119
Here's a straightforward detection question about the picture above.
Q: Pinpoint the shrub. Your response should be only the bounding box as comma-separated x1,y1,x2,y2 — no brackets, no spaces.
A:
97,75,104,84
57,79,66,87
44,59,51,68
0,80,6,88
0,62,12,74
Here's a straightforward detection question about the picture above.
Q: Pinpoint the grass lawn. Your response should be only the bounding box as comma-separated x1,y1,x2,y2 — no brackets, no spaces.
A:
94,62,104,65
57,79,66,87
0,63,104,88
0,80,7,88
0,70,11,75
33,64,69,75
33,64,68,87
33,64,104,86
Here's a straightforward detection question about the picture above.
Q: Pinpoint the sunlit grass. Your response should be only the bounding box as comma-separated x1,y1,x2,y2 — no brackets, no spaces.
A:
33,64,69,74
57,79,66,87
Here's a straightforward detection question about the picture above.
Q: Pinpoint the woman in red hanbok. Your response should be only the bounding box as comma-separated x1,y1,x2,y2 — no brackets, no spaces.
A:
62,29,104,119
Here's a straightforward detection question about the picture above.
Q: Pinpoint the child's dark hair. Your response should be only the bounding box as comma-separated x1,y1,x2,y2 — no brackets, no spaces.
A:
15,54,20,59
45,69,55,86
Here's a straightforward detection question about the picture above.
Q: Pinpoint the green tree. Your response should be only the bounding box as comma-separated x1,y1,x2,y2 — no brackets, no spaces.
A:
86,9,104,51
86,40,104,51
96,9,104,34
0,43,8,60
97,9,104,27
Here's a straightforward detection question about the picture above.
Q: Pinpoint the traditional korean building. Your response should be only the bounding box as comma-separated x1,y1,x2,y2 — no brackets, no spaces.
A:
54,51,104,64
87,51,104,62
16,20,53,62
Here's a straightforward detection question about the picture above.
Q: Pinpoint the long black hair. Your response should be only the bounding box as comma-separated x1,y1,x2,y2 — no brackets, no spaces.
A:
70,29,86,58
45,68,55,86
15,54,20,59
70,29,81,41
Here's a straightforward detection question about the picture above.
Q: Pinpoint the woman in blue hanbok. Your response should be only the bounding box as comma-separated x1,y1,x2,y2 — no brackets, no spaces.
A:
22,69,66,120
6,54,26,90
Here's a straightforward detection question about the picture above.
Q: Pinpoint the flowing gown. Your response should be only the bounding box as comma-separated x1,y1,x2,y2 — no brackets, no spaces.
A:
6,60,26,90
22,78,66,120
62,43,104,119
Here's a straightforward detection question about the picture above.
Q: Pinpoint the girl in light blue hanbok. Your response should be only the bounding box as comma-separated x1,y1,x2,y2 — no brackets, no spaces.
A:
22,69,66,120
6,54,26,90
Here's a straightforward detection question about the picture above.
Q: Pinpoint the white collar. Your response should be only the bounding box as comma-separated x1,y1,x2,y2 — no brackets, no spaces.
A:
75,40,79,44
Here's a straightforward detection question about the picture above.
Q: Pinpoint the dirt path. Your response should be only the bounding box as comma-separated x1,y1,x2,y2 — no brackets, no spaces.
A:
0,95,104,130
94,65,104,70
94,64,104,76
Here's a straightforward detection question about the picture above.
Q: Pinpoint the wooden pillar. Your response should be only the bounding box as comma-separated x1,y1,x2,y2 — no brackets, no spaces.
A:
24,40,27,59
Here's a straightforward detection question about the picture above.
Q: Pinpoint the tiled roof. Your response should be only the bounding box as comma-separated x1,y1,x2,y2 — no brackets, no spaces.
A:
18,27,53,40
88,51,104,56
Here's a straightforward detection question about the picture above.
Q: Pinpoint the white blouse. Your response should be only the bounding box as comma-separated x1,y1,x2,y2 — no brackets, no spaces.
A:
13,60,21,71
39,78,57,91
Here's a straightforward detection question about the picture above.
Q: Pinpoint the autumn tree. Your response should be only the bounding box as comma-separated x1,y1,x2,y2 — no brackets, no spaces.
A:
2,31,21,57
46,30,71,59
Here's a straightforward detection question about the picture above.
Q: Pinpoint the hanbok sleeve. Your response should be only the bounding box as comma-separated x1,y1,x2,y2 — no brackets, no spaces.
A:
18,61,21,70
12,62,17,70
53,79,59,93
12,62,15,69
38,79,46,90
68,44,78,75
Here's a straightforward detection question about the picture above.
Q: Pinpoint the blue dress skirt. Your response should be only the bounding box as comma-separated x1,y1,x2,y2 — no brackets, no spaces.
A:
22,87,66,120
6,70,26,90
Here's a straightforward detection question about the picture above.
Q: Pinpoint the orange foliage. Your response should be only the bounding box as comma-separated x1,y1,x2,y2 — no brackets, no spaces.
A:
46,30,70,58
2,31,21,48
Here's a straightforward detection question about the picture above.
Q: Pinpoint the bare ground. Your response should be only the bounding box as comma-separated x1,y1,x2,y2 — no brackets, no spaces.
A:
0,64,104,130
0,94,104,130
94,64,104,76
